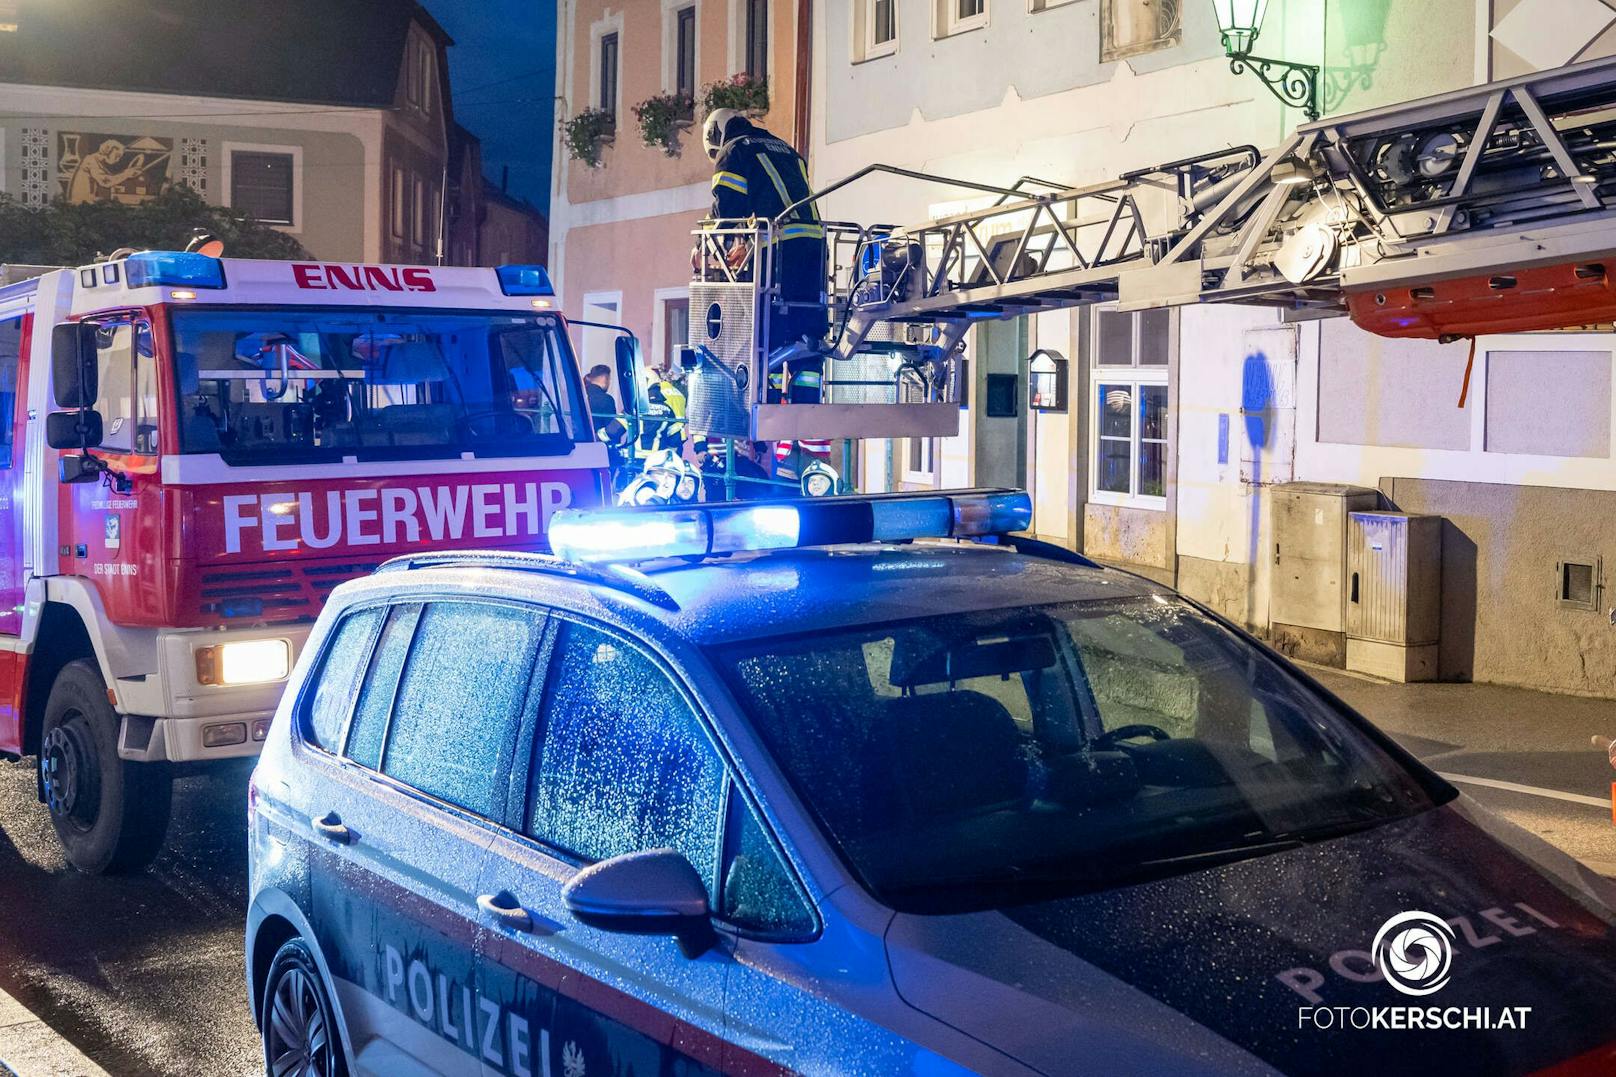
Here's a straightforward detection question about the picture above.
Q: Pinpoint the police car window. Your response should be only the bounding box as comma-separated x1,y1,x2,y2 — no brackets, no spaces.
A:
94,319,159,455
381,602,542,819
169,308,588,465
714,597,1438,915
302,607,383,752
528,621,725,895
720,791,814,936
344,603,420,769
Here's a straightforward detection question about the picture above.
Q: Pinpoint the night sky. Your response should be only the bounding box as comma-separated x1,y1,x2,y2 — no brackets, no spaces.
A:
425,1,556,213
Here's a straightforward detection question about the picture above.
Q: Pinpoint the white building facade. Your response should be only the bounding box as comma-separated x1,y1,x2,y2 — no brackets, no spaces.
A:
812,0,1616,697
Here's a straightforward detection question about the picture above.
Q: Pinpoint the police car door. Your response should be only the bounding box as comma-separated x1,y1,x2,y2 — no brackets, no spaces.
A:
474,616,731,1077
310,600,547,1075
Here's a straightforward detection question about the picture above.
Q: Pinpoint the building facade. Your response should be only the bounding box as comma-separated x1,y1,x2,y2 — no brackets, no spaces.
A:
0,0,468,266
549,0,805,388
813,0,1616,698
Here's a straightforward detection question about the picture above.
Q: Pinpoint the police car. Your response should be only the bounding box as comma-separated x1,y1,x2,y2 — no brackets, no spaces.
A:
246,490,1616,1077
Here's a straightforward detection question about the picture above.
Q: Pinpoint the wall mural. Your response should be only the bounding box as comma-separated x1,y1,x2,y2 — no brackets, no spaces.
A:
56,132,174,204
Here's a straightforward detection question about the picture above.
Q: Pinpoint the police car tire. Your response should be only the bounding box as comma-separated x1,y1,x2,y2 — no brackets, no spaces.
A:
41,660,172,875
262,939,347,1077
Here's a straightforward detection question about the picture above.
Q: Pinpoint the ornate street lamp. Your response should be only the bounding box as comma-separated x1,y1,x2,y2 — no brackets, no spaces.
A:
1211,0,1320,122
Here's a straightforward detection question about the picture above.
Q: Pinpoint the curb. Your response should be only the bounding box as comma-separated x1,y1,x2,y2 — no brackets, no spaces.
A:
0,986,107,1077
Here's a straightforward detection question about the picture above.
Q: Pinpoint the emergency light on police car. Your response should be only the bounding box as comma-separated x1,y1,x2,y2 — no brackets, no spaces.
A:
123,250,227,290
194,639,292,687
547,490,1033,563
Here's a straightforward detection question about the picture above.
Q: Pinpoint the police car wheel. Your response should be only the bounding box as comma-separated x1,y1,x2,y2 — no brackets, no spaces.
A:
262,939,346,1077
40,660,172,875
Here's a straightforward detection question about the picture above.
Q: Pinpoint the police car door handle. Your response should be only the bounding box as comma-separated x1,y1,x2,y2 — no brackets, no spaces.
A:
311,811,351,844
477,890,535,932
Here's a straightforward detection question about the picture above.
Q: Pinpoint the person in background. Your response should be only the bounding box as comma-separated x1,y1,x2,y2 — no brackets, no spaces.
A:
635,366,688,465
584,364,631,477
698,437,778,502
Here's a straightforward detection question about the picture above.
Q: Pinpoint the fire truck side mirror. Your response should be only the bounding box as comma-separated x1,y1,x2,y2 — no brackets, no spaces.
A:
614,335,643,417
51,322,99,410
46,410,103,452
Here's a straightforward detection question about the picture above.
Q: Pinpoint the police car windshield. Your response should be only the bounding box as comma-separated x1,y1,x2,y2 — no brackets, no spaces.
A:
713,595,1440,915
170,308,588,465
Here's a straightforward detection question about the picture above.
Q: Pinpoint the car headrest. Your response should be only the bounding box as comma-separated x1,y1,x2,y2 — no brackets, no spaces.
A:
878,690,1025,818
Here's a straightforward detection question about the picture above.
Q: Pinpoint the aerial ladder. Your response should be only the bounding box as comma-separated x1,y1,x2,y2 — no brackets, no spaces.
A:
679,52,1616,442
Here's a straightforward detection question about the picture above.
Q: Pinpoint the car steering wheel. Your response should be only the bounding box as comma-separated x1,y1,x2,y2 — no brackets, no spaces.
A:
1092,723,1172,749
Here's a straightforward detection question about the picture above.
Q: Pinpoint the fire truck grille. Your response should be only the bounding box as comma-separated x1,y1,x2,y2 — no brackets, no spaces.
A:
198,562,381,622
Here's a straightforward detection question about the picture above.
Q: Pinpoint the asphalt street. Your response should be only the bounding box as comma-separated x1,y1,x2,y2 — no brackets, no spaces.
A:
0,673,1608,1077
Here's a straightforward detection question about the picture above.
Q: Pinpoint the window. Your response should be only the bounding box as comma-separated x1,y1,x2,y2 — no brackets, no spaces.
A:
390,167,406,240
0,315,20,467
1557,559,1601,611
381,602,543,818
412,176,427,247
721,792,815,934
527,620,726,895
902,437,934,484
170,308,588,466
230,151,295,226
937,0,988,36
662,296,691,369
1030,0,1077,9
93,319,158,454
855,0,898,60
302,607,383,752
675,5,698,102
744,0,768,80
417,41,435,114
599,31,620,122
345,604,420,770
1100,0,1180,62
1091,307,1170,506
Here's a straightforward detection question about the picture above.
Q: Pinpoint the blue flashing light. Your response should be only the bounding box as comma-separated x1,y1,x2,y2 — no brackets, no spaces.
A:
549,511,709,563
123,251,226,290
496,264,556,296
220,596,265,619
549,490,1033,565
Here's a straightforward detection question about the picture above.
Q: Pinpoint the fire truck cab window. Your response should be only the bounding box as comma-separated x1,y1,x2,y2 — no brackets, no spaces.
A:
94,319,160,455
169,309,588,465
0,316,21,467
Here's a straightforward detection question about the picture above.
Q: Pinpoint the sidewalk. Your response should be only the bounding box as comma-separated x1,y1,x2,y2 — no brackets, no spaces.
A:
1306,665,1616,877
0,987,106,1077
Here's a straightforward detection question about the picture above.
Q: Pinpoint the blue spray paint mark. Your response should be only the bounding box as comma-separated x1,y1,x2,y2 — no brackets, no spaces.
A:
1217,413,1230,466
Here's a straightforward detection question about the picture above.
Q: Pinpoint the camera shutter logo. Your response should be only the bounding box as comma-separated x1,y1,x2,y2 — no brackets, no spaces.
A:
1372,911,1456,996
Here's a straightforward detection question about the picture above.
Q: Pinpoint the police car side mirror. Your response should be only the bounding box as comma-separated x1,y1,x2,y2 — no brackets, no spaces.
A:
51,322,99,410
562,848,717,959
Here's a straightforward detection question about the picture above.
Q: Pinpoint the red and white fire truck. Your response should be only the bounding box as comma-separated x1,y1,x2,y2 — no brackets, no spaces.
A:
0,251,609,873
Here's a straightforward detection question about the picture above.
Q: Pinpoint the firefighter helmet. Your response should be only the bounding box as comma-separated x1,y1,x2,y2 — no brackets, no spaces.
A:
703,108,742,161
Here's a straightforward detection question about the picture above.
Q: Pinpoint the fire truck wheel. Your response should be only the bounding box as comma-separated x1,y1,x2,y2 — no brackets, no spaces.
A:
40,660,173,875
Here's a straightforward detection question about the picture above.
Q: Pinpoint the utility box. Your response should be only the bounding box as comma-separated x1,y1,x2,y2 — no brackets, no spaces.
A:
1346,512,1443,682
1270,482,1380,665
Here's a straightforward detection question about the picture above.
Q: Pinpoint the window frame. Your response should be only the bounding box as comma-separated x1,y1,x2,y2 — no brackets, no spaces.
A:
855,0,899,61
901,436,936,485
672,3,699,101
743,0,769,80
599,30,621,123
515,609,821,940
937,0,989,37
1099,0,1182,63
0,312,22,469
222,142,301,230
1090,305,1170,509
292,601,387,758
88,313,159,457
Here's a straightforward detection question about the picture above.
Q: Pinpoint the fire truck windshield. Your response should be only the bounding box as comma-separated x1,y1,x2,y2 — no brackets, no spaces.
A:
169,308,589,465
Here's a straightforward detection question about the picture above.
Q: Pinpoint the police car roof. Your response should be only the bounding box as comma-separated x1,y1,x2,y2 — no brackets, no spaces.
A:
630,542,1159,646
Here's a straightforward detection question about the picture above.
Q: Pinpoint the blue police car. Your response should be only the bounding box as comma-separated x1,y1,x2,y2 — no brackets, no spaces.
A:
247,490,1616,1076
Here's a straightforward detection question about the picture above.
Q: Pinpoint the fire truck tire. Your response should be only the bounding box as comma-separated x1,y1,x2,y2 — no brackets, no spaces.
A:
40,660,173,875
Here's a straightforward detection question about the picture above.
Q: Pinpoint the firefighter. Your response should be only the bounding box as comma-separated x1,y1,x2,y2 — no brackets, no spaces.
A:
635,366,688,464
703,108,827,404
584,364,631,476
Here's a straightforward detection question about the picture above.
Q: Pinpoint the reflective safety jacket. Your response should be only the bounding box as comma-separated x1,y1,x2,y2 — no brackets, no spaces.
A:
710,125,823,246
635,380,688,458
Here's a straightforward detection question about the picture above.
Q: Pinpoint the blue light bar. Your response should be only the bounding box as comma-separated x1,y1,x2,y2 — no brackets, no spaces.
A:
496,264,556,296
123,251,226,290
547,490,1032,564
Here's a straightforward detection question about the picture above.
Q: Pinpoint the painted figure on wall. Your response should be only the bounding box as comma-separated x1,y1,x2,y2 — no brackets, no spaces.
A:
58,133,174,204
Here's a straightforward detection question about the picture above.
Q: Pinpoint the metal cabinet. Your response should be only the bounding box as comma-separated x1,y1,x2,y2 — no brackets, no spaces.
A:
1347,511,1443,682
1269,482,1380,665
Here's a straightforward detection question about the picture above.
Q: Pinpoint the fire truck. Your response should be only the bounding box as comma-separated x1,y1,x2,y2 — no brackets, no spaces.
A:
0,251,610,873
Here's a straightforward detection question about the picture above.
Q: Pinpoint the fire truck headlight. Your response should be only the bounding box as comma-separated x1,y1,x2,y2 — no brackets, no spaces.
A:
195,639,291,686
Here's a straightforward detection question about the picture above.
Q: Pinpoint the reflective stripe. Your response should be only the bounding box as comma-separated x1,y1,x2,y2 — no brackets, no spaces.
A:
757,155,792,205
792,370,823,387
779,223,826,240
712,171,748,194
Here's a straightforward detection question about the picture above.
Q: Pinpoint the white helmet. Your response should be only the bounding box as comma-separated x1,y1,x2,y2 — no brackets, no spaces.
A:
703,107,741,161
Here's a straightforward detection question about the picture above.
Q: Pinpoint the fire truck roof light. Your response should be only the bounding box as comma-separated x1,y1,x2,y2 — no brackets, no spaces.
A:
496,264,556,297
547,490,1032,564
123,251,226,290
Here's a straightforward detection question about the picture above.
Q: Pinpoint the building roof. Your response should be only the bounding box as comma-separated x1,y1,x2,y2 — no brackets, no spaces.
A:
0,0,451,108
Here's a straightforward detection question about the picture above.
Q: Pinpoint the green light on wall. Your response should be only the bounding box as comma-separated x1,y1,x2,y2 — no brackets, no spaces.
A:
1210,0,1320,122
